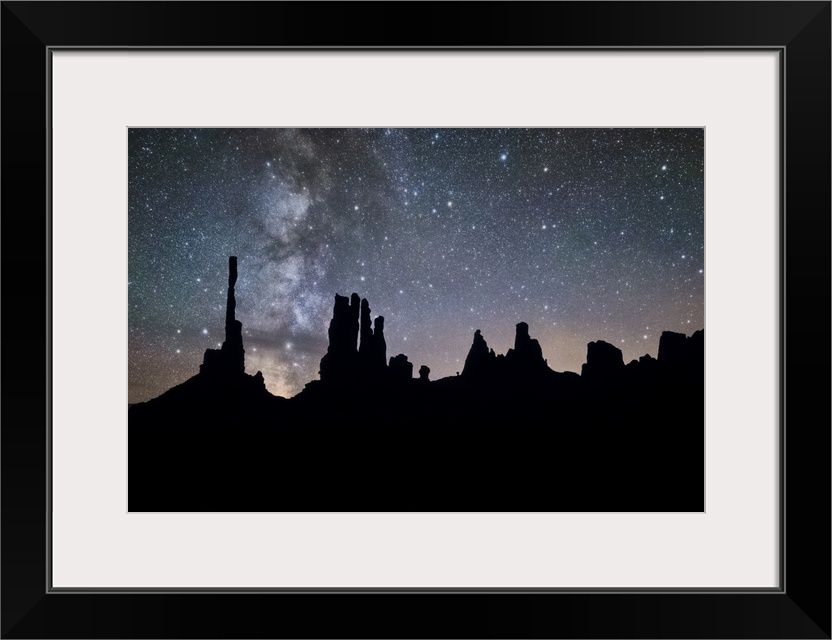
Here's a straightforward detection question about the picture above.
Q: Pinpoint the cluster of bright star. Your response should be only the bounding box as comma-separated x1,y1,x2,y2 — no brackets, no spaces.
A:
129,128,704,402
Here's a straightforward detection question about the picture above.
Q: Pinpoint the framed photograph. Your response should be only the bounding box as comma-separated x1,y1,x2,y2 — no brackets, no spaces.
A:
126,125,706,514
3,2,829,637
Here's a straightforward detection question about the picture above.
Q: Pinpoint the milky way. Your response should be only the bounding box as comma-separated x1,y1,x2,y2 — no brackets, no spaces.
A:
128,128,704,402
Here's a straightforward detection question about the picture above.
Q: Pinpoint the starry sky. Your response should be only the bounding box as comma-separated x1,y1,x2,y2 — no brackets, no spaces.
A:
128,128,704,403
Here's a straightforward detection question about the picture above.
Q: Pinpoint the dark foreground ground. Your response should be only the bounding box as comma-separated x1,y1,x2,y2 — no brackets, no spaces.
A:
128,367,703,512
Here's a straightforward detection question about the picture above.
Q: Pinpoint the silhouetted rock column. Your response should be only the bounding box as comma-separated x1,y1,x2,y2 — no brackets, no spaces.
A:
359,298,373,359
418,365,431,382
222,256,245,373
351,296,389,380
462,329,496,379
319,293,361,383
358,298,387,378
371,316,387,372
200,256,245,376
505,322,548,373
349,293,360,347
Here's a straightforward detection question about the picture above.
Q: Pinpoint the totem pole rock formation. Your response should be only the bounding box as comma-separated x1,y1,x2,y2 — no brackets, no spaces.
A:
320,293,390,383
357,298,388,378
200,256,246,377
319,293,360,383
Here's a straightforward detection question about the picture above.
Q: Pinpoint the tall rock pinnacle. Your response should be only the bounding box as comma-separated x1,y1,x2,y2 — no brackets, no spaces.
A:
320,294,392,384
357,298,388,377
223,256,245,373
371,316,387,371
505,322,548,373
359,298,373,358
200,256,246,376
319,292,361,382
461,329,496,379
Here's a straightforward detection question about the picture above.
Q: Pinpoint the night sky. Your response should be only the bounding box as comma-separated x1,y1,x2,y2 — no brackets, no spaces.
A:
128,128,704,403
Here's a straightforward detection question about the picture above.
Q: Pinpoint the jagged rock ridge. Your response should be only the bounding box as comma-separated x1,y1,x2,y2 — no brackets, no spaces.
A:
461,322,555,383
137,256,704,401
317,292,424,387
129,257,705,512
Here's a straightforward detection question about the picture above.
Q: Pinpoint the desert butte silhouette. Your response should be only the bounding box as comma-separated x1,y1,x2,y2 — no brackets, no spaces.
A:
129,257,704,512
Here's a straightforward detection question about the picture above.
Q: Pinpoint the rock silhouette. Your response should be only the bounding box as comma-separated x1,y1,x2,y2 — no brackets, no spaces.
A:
371,316,387,372
625,353,659,383
505,321,549,376
357,298,387,378
659,329,705,378
130,256,275,457
461,323,560,387
388,353,413,381
359,298,373,360
320,293,390,384
319,293,360,383
461,329,496,379
581,340,625,382
129,256,705,513
200,256,246,377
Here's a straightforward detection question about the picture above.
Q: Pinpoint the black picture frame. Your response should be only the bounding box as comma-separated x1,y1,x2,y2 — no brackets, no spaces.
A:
2,2,829,637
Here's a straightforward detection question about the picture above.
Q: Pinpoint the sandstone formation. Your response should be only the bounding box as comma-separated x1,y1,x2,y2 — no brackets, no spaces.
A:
461,329,496,379
505,321,548,374
389,353,413,382
658,329,705,374
320,293,392,384
581,340,625,382
319,293,360,383
200,256,246,377
370,316,387,371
